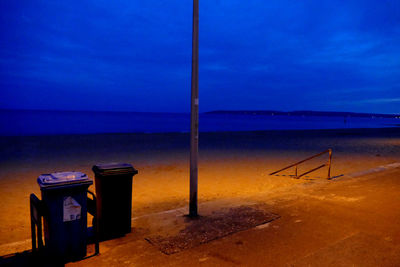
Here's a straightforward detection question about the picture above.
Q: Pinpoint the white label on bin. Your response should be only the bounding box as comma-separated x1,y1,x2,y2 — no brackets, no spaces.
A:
63,196,81,222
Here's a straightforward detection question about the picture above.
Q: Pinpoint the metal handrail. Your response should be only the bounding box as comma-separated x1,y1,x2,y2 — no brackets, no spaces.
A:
270,149,332,179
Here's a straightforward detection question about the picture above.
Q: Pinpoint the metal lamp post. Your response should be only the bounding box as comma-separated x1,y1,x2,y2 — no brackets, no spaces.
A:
189,0,199,217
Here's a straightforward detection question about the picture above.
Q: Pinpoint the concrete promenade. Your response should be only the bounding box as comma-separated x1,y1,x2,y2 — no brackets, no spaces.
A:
67,167,400,266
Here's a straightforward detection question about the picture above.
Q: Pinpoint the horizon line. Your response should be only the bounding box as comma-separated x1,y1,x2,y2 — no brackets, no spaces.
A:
1,108,399,116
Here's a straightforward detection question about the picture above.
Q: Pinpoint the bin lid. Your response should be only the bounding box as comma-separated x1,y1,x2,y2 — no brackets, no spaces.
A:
38,171,93,189
92,162,138,176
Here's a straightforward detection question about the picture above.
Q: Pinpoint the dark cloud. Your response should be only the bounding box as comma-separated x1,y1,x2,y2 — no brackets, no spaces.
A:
0,0,399,113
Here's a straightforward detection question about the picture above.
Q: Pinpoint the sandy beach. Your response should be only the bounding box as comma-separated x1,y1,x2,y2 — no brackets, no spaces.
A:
0,127,399,252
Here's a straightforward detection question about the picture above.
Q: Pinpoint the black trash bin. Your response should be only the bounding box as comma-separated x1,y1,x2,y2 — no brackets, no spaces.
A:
37,171,93,261
92,163,138,239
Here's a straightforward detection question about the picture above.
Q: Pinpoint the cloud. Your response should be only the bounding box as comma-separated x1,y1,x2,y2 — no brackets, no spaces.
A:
356,98,400,104
0,0,399,112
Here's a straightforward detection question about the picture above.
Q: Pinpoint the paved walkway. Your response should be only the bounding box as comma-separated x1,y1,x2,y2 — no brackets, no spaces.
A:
67,167,400,266
2,167,400,266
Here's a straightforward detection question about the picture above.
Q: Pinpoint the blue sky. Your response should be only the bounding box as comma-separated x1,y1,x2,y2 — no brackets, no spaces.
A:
0,0,399,113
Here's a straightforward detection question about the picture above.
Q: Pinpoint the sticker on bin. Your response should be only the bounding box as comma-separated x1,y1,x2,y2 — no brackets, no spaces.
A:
63,196,81,222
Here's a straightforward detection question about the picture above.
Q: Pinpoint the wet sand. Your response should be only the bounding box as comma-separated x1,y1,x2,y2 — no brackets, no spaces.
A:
0,128,399,250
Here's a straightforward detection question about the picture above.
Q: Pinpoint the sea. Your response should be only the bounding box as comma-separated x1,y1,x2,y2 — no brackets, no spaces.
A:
0,109,399,136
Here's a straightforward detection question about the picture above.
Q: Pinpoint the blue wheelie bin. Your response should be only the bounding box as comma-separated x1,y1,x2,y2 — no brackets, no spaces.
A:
37,172,93,262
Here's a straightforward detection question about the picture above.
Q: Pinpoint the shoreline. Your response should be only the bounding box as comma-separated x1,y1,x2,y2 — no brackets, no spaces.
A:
2,108,399,136
0,125,399,138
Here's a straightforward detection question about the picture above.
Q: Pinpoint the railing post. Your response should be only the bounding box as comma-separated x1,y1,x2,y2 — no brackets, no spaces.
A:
327,149,332,179
295,165,298,178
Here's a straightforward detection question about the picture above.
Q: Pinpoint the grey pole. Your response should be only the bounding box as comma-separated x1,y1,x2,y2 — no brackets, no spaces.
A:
189,0,199,217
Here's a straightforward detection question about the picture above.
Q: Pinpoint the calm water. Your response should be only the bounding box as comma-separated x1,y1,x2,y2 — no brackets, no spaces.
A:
0,109,399,136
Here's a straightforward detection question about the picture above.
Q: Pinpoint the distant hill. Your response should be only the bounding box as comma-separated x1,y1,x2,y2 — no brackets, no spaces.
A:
205,110,400,119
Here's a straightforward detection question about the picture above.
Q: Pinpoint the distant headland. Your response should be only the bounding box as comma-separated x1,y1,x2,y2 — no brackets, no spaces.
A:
205,110,400,119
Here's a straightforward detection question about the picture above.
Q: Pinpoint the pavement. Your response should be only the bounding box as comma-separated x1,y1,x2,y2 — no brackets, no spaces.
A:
72,166,400,266
2,166,400,266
